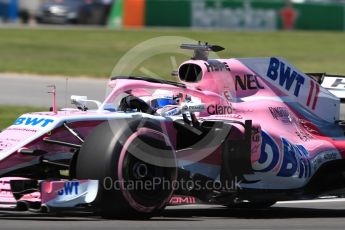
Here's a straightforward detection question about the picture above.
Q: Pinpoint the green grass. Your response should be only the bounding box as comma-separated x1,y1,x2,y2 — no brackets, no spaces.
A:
0,106,45,130
1,28,345,78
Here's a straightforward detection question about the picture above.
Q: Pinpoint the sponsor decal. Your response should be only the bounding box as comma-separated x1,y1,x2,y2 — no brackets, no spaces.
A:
266,57,305,97
204,61,231,73
213,114,242,119
252,127,260,142
331,78,345,88
169,196,197,205
223,89,232,102
13,117,54,128
0,180,12,196
299,120,319,134
295,130,313,142
269,107,290,124
253,131,311,178
207,104,233,115
6,127,37,133
192,1,277,30
235,74,265,90
0,190,13,197
0,141,11,148
163,107,180,117
312,151,338,172
187,104,205,111
181,103,206,113
58,181,79,196
306,79,320,110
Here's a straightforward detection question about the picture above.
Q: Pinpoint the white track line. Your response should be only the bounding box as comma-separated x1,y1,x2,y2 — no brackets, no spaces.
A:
277,198,345,204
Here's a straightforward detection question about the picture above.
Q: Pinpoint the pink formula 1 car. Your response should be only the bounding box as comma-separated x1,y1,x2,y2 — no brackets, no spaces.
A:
1,43,345,218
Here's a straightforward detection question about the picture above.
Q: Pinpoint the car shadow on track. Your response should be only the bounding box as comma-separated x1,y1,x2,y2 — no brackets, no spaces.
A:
1,206,345,221
160,206,345,219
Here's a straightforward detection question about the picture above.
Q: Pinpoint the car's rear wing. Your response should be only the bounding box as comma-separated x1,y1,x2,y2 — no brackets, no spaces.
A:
306,73,345,101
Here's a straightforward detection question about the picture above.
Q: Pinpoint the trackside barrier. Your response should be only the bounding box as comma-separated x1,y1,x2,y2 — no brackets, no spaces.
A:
108,0,345,31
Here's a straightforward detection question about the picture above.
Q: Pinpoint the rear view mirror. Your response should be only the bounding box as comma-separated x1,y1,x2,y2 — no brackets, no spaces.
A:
71,95,88,108
71,95,102,111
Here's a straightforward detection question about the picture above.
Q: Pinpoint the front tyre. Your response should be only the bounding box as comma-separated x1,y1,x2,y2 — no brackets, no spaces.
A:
76,119,177,219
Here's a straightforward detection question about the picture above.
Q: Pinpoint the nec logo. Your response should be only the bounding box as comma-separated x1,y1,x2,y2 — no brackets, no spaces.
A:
13,117,54,127
266,57,305,97
235,74,264,90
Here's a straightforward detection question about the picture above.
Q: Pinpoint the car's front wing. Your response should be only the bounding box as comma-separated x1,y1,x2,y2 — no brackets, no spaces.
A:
0,178,199,212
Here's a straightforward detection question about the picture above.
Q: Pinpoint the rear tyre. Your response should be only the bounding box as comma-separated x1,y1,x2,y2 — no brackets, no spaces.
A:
76,118,176,219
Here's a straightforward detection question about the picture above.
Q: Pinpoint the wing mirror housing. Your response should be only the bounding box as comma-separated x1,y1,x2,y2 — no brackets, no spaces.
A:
71,95,102,111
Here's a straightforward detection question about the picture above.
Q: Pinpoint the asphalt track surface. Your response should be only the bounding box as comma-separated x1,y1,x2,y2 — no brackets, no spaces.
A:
0,73,109,108
2,74,345,228
1,200,345,229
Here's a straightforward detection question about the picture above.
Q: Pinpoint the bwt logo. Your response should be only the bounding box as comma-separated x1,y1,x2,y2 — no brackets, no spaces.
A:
266,57,305,97
254,132,311,178
58,181,80,196
13,117,54,128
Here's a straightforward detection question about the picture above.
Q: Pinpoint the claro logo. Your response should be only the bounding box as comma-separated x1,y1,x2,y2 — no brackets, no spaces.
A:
207,104,233,115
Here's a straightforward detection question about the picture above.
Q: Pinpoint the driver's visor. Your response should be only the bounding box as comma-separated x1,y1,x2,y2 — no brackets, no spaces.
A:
150,98,176,108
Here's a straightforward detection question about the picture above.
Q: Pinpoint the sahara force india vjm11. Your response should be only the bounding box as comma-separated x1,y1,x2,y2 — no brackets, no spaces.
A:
1,43,345,218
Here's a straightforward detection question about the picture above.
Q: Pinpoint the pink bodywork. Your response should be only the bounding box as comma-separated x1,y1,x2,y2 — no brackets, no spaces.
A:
0,177,40,207
0,57,345,204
